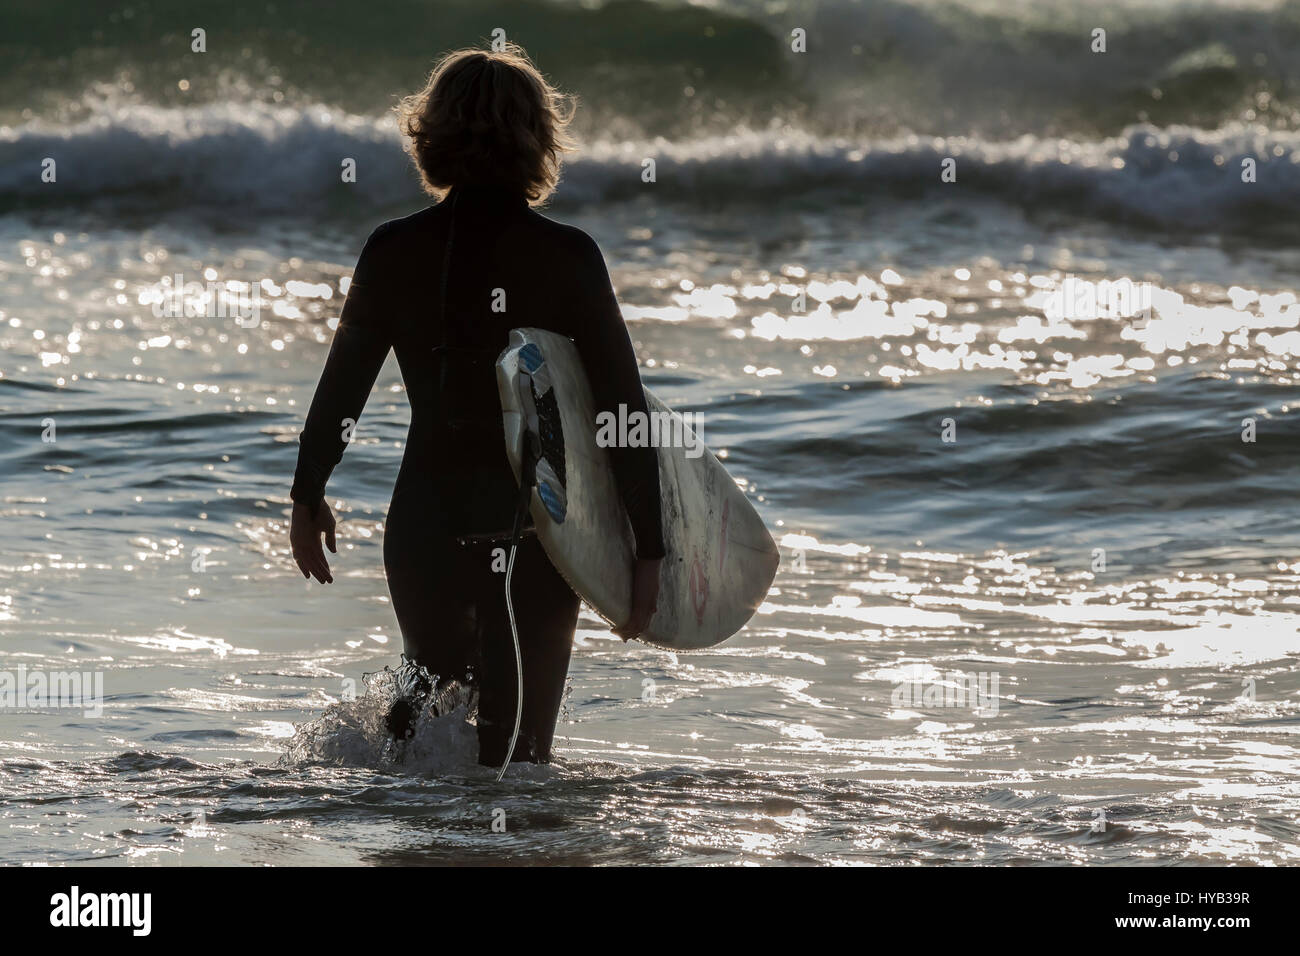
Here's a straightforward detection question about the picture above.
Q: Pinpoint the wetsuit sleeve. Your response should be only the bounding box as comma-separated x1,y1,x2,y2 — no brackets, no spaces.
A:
290,226,395,516
567,234,667,560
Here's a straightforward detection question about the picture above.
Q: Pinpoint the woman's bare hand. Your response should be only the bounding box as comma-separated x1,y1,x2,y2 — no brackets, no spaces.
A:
290,501,336,584
613,557,661,641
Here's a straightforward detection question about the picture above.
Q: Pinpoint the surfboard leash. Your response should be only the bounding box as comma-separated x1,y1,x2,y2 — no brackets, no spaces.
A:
498,431,540,781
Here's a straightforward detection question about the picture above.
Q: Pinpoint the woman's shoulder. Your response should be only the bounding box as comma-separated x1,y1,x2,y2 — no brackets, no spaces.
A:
520,208,605,262
354,203,605,274
362,205,440,248
349,207,445,282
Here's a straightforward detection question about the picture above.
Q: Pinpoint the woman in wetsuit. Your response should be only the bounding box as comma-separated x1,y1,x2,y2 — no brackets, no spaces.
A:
288,46,664,766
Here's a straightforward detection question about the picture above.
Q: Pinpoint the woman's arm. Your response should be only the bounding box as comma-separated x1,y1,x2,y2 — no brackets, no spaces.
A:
567,231,666,562
565,231,665,638
289,225,396,582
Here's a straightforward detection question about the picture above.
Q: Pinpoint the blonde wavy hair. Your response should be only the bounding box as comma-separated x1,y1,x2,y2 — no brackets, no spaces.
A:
397,44,576,205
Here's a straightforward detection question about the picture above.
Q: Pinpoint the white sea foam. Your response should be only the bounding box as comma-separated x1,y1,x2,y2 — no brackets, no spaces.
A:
4,96,1298,233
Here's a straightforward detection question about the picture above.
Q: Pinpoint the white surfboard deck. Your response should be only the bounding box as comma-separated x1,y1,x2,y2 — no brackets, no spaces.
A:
497,328,779,650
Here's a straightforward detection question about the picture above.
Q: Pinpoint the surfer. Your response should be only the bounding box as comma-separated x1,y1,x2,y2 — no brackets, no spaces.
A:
288,45,664,765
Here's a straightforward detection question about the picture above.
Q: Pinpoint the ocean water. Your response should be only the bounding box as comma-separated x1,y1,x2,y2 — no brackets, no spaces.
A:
1,0,1299,865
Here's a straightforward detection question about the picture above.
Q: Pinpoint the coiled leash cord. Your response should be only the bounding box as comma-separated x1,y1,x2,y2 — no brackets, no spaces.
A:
497,431,540,781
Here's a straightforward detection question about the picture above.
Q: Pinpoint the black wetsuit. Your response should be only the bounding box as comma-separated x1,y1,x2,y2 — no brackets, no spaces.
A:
292,184,665,764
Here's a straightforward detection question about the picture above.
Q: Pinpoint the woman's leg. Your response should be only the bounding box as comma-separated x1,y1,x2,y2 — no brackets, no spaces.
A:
386,502,578,764
384,498,480,684
474,535,580,765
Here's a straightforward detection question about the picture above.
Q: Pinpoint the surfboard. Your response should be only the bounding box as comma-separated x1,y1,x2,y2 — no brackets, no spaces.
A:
496,328,779,650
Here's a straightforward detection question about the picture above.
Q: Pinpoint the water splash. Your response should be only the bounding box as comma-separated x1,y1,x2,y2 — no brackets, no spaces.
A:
280,665,480,775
